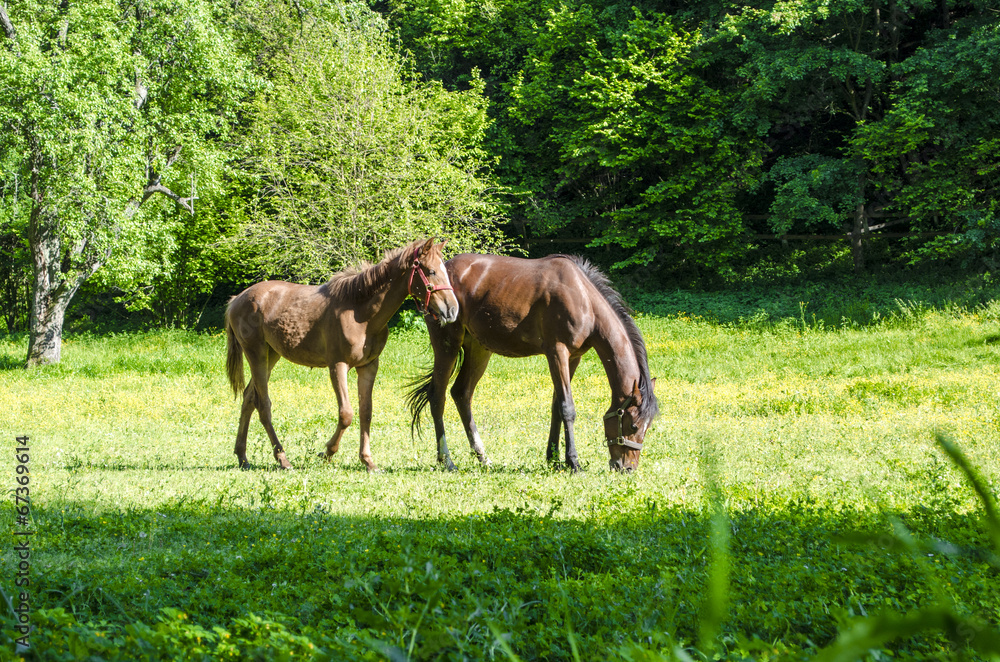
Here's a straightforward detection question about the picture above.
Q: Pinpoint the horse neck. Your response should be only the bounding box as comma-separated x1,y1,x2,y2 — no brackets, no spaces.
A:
590,313,641,402
352,258,412,329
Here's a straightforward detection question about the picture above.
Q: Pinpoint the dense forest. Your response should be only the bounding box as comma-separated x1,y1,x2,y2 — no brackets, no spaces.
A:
1,0,999,362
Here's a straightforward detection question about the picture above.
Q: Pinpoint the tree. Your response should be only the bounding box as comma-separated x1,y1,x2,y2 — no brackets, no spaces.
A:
237,4,506,281
0,0,252,365
507,5,760,271
721,0,998,272
852,11,1000,265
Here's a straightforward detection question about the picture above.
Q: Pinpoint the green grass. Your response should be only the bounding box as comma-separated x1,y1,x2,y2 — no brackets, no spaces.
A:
1,303,999,660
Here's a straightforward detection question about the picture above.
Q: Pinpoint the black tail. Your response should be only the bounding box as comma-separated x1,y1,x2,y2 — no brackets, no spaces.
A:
405,349,464,440
405,369,434,440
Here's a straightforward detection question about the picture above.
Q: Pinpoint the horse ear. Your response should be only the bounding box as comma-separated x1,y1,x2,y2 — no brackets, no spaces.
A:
631,379,641,403
420,238,435,256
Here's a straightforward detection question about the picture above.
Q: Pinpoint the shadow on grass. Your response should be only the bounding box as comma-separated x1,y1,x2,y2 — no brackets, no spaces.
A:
0,351,24,370
58,459,595,475
15,487,1000,661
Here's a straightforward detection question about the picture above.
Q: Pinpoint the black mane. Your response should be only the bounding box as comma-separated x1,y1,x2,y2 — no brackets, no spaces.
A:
561,255,660,423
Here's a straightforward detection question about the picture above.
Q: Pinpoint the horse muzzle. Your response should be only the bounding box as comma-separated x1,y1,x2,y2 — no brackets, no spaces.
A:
426,297,458,324
437,302,459,325
609,455,639,472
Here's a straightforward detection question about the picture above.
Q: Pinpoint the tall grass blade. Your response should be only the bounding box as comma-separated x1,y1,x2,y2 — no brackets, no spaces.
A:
697,437,730,656
935,432,1000,552
814,607,1000,662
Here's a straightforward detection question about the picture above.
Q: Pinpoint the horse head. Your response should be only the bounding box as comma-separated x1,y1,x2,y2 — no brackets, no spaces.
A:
605,378,656,472
409,239,459,324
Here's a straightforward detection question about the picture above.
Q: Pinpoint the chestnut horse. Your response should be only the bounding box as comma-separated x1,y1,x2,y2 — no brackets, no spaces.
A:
225,239,458,471
408,253,658,472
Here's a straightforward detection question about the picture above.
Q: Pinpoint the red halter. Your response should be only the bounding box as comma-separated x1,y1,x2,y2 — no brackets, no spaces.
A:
408,248,453,315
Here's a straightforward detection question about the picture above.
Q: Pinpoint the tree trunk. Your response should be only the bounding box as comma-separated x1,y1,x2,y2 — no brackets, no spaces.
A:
26,280,72,366
850,203,868,274
25,209,90,367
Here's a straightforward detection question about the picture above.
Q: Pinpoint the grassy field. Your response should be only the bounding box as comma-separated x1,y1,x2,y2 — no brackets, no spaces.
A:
1,299,1000,660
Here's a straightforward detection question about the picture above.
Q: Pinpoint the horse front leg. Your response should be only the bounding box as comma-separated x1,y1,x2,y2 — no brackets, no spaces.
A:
546,348,580,471
546,396,561,465
356,359,379,473
322,362,354,464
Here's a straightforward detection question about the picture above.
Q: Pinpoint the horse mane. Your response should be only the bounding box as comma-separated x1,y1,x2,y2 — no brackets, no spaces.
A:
322,241,419,302
559,255,660,423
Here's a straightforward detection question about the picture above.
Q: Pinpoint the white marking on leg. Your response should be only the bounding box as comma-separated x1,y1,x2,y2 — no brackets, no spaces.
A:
437,433,451,464
471,431,490,465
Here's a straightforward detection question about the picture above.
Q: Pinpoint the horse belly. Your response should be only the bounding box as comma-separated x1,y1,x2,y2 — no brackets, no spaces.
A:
261,317,333,368
463,310,545,358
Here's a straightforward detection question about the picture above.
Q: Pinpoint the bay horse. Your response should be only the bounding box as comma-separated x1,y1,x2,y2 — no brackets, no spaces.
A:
408,253,658,472
225,239,458,471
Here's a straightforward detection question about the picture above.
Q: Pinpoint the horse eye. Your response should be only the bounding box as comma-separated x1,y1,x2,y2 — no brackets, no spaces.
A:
428,270,436,276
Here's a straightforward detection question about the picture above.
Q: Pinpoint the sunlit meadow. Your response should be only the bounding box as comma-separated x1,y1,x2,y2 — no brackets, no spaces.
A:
1,302,999,659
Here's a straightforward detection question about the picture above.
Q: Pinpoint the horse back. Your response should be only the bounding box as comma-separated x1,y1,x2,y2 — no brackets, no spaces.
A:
227,280,347,368
446,253,602,355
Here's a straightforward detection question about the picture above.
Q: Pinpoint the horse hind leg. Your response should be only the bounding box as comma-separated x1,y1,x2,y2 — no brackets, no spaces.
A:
249,347,292,469
450,339,492,467
425,320,465,470
234,383,257,469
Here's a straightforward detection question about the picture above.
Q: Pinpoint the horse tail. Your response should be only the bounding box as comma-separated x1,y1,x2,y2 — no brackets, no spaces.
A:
225,303,246,400
405,348,463,440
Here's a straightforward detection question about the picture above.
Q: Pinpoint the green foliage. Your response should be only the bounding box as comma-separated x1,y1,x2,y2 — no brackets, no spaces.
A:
377,0,558,89
628,268,1000,329
762,155,861,235
124,192,252,327
385,0,1000,278
4,608,325,660
508,5,759,268
720,0,1000,258
0,228,29,332
381,0,1000,278
236,2,506,282
0,0,253,278
853,17,1000,258
813,435,1000,661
